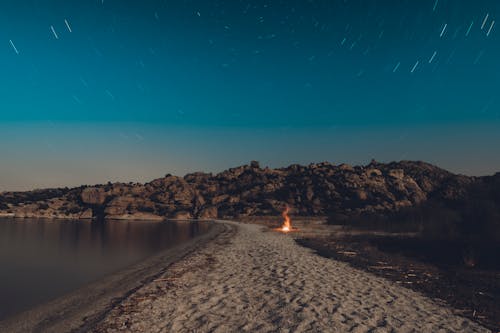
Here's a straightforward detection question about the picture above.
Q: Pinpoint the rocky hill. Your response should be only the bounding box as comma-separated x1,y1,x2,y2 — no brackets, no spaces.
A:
0,160,478,220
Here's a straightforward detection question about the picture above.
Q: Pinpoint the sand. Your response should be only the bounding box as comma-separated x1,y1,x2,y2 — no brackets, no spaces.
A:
92,221,489,333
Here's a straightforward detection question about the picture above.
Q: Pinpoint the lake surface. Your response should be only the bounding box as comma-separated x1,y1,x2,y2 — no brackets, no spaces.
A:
0,218,211,320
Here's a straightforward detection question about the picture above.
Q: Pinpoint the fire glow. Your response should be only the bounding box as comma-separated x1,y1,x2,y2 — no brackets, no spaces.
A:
281,206,292,232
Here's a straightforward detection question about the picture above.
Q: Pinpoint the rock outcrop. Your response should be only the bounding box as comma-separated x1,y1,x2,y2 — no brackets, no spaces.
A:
0,160,479,220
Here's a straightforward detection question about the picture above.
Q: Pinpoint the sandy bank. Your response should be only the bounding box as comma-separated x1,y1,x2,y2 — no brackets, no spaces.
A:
92,221,490,332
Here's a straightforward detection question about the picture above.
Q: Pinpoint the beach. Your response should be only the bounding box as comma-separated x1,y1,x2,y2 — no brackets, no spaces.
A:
92,221,489,333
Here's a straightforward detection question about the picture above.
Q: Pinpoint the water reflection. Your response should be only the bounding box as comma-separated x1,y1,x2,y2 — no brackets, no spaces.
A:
0,218,210,320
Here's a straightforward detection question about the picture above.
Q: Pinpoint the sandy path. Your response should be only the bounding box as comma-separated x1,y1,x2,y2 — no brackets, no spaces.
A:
93,222,489,333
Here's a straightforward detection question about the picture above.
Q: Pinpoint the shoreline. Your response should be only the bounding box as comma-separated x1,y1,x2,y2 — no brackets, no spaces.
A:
92,221,489,332
0,221,226,333
1,220,492,332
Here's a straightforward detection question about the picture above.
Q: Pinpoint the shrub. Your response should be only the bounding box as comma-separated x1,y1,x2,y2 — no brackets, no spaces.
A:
66,206,82,214
38,203,50,210
138,205,155,213
327,176,500,242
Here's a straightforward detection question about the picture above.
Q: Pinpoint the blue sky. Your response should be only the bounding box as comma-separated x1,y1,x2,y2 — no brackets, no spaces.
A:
1,0,499,190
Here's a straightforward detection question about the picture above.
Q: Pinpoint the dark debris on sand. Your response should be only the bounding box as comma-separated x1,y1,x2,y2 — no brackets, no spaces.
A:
296,236,500,332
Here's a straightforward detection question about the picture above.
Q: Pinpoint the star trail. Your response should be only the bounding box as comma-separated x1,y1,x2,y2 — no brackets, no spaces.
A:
0,0,499,190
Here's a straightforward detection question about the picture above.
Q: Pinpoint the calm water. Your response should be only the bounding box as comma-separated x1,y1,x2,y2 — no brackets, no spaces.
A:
0,218,210,320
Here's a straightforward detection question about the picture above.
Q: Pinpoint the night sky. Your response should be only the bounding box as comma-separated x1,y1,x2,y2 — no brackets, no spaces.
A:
1,0,499,190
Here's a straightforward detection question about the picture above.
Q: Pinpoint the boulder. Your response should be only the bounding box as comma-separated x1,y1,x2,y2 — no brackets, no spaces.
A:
394,200,412,209
79,208,93,219
104,196,135,216
388,169,404,179
172,211,192,220
250,160,260,169
355,190,368,201
81,187,107,205
365,169,382,177
212,195,229,205
197,206,218,219
338,163,354,171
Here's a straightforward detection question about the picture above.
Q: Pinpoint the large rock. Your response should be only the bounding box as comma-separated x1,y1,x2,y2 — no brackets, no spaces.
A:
365,168,382,177
172,211,193,220
338,163,354,171
212,195,229,205
81,187,107,205
104,196,135,216
79,208,93,219
197,206,218,219
388,169,404,179
355,189,368,201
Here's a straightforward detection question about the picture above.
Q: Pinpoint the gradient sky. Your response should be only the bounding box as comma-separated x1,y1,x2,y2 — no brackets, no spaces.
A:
1,0,500,191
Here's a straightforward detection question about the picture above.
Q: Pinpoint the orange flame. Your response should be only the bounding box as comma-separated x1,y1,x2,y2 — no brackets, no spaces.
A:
281,206,291,232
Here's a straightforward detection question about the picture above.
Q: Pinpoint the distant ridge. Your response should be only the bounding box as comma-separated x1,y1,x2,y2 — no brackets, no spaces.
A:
0,160,487,220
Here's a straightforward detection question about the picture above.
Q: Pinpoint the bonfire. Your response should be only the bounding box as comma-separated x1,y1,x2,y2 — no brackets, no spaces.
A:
281,205,292,232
